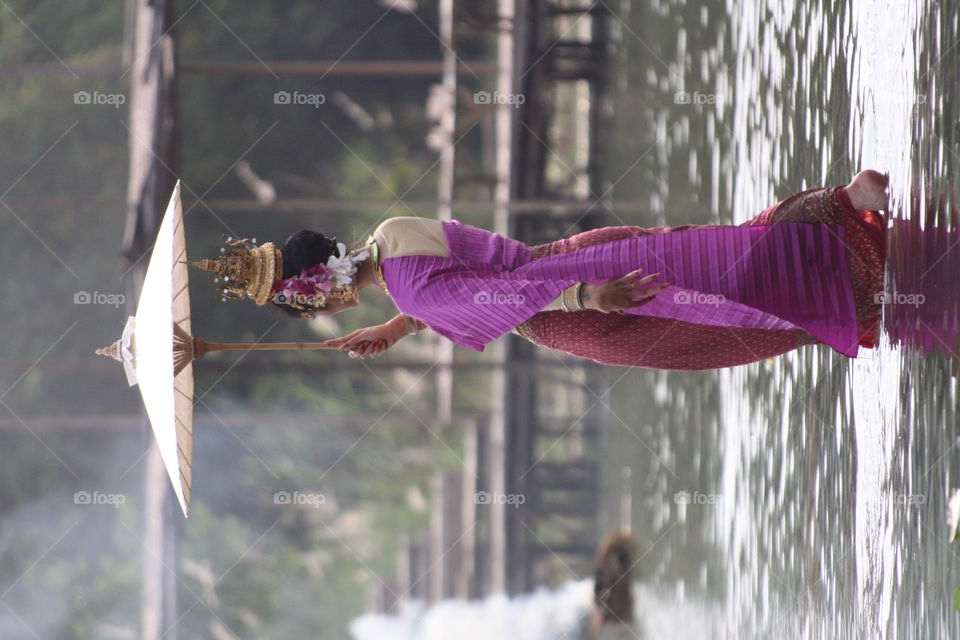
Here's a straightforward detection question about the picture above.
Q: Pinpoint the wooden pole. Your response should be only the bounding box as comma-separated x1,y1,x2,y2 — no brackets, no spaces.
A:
456,418,479,599
428,473,444,603
619,465,632,534
484,0,515,596
179,59,495,77
396,534,411,606
193,338,342,354
126,0,179,636
441,471,463,598
179,197,647,216
434,0,458,426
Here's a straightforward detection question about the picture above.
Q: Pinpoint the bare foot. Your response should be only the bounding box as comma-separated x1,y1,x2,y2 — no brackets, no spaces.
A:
845,170,890,211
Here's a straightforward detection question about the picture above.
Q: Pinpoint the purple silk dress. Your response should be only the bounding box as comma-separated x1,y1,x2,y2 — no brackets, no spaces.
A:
378,217,861,358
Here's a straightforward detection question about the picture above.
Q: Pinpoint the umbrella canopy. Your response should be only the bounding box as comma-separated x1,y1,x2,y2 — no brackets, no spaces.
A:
98,181,193,517
96,181,368,517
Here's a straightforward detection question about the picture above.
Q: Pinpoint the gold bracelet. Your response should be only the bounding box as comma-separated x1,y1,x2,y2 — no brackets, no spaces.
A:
562,283,581,312
403,315,424,335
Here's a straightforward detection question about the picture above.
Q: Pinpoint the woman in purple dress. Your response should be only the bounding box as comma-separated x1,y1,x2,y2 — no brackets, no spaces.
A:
191,171,888,370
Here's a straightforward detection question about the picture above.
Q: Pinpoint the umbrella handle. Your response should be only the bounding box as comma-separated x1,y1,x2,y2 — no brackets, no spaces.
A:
192,337,340,358
174,332,349,376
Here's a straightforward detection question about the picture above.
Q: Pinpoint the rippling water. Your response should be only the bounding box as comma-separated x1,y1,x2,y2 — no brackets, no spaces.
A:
602,1,960,638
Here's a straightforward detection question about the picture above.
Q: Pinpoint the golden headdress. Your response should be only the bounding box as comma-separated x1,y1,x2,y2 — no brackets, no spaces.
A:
189,237,282,306
189,235,370,316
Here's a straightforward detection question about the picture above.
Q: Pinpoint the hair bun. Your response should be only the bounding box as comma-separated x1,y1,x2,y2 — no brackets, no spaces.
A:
280,230,341,279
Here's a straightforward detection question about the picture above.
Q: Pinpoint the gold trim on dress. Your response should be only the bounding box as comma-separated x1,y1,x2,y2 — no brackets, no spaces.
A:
367,235,389,294
514,320,539,344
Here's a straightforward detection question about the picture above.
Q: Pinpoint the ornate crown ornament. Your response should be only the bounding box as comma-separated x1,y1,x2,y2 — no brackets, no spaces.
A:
189,236,282,306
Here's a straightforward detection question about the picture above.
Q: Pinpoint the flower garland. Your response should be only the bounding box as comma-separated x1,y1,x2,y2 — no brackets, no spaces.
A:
270,242,369,311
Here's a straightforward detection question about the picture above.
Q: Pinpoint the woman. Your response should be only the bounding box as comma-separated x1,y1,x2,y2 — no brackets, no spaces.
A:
190,171,887,370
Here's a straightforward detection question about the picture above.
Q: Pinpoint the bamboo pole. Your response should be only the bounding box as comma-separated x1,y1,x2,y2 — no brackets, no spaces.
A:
187,336,360,371
193,338,341,354
101,333,378,378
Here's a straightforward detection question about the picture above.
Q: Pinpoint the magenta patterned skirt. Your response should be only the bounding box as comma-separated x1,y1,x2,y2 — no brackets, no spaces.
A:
514,186,886,370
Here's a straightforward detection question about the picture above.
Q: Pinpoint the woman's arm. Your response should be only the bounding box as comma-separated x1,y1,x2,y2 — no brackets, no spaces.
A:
540,271,669,313
326,313,427,359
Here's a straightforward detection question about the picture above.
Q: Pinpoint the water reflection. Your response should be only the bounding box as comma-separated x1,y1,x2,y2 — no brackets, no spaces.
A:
604,0,960,638
885,198,960,360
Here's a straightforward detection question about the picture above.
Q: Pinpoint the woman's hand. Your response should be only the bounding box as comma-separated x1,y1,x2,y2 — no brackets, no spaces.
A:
326,320,405,359
582,269,670,313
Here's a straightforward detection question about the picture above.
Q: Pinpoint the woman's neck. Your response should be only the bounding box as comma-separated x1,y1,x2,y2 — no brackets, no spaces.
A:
354,253,376,289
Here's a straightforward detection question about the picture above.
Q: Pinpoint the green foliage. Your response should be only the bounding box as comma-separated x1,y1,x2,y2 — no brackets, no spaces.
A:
0,0,472,637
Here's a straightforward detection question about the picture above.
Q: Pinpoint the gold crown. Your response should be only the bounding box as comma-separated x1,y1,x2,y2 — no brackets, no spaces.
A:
189,237,282,306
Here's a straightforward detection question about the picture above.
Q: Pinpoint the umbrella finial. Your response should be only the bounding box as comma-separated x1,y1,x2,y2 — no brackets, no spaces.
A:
96,341,120,361
188,258,219,273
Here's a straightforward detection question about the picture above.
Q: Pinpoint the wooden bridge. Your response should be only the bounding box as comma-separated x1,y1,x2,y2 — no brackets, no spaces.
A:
121,0,621,629
372,0,620,608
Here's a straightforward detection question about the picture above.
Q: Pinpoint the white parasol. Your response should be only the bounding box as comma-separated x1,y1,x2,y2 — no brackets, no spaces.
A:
98,181,194,517
97,182,359,517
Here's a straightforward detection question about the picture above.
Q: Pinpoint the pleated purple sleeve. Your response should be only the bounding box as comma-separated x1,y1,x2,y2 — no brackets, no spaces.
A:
378,220,570,351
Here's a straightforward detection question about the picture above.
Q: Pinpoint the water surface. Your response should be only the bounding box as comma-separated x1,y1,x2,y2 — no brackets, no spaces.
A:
600,1,960,637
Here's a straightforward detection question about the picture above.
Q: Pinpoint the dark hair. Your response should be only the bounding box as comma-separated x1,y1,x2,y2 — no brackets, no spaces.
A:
280,229,341,279
272,230,341,318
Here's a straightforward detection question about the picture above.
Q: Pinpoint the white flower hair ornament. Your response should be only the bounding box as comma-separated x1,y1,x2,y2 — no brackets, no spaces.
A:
270,242,370,315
